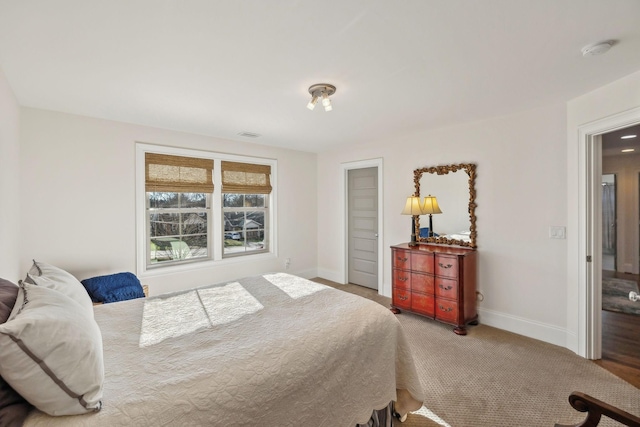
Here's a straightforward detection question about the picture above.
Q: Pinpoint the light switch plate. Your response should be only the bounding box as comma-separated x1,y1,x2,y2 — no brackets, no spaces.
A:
549,226,566,239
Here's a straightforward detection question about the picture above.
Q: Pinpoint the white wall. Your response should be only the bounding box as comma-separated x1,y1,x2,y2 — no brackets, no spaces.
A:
603,153,640,274
566,69,640,353
0,67,21,282
317,103,569,346
19,108,318,295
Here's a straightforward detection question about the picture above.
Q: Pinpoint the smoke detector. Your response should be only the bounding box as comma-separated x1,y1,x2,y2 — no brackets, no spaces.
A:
581,41,613,57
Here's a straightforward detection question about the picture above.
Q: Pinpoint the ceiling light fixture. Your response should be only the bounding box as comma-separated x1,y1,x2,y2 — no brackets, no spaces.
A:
581,40,614,57
307,83,336,112
621,134,637,139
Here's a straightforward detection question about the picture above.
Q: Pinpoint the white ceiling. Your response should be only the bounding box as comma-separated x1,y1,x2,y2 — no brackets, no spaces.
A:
1,1,640,153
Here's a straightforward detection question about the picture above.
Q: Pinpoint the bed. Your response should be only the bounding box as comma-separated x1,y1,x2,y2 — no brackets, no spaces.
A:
4,269,424,426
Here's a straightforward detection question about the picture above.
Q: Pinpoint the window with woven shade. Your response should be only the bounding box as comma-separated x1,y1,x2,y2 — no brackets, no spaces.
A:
221,161,271,257
145,153,213,266
137,143,276,271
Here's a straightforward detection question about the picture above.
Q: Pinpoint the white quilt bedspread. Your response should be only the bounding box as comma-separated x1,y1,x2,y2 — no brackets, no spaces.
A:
24,273,424,426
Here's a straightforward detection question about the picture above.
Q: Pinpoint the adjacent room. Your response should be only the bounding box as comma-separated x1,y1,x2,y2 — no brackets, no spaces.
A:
1,1,639,426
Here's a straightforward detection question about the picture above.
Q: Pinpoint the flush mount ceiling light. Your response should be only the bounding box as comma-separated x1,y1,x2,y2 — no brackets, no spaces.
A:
581,40,614,57
306,83,336,112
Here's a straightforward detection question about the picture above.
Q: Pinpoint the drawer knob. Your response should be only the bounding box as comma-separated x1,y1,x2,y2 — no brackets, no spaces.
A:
439,263,453,269
398,295,408,301
397,257,408,262
438,304,453,312
398,277,408,282
439,284,453,290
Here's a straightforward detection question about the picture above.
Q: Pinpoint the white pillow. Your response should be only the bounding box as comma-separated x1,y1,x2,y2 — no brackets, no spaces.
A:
23,260,93,318
0,283,104,416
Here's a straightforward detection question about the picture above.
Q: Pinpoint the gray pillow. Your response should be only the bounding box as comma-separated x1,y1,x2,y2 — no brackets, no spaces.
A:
0,282,103,416
0,278,31,426
0,278,18,323
24,260,93,318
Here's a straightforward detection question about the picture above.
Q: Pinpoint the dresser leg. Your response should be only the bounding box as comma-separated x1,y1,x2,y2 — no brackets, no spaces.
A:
390,307,401,314
453,326,467,335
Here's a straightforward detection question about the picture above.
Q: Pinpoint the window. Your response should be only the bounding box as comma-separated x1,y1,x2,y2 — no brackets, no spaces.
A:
137,144,276,273
221,161,272,257
148,192,210,263
145,153,213,266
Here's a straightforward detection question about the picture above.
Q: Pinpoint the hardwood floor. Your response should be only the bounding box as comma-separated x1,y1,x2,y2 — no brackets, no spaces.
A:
595,270,640,389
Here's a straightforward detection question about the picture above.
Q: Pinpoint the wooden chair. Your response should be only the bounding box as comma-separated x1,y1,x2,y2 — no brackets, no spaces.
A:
555,392,640,427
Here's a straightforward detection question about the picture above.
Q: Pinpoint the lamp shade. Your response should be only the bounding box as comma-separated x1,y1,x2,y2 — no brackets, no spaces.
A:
421,195,442,214
401,196,423,215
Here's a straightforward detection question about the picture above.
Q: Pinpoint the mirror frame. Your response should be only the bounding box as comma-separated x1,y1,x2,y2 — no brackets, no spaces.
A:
414,163,477,248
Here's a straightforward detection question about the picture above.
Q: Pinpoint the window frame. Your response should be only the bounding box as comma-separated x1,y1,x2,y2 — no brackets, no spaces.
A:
135,143,277,277
222,193,269,258
147,192,212,266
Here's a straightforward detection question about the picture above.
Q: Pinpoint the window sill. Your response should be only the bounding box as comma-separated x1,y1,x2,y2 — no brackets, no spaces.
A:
138,251,277,279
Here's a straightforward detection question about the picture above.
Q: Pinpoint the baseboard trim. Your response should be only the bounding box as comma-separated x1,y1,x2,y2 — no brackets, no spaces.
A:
291,268,319,280
478,307,568,348
315,268,344,284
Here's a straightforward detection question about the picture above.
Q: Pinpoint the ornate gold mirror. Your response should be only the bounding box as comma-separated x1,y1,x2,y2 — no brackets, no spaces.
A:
414,163,477,248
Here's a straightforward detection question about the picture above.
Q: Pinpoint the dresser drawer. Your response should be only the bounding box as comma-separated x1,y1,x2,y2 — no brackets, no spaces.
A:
435,277,458,300
393,288,411,309
411,272,434,294
411,292,434,317
393,249,411,270
392,269,411,290
435,298,459,323
411,252,434,274
435,255,458,278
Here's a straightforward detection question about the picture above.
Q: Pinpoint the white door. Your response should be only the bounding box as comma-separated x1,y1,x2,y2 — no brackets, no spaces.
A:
348,167,378,289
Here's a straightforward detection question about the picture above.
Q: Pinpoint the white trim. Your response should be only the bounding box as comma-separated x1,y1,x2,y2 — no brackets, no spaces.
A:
340,159,385,295
135,142,278,277
478,308,569,348
576,106,640,358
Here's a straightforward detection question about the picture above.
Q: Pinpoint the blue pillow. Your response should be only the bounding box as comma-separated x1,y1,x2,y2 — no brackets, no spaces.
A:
81,272,144,304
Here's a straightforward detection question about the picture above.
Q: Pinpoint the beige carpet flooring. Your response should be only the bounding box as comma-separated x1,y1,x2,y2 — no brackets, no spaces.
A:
312,278,640,427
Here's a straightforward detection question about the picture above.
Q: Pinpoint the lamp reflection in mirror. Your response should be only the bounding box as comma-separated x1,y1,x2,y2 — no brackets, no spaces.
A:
421,195,442,237
401,196,423,246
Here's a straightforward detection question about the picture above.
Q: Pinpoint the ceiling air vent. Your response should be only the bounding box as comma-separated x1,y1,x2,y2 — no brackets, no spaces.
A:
238,132,261,138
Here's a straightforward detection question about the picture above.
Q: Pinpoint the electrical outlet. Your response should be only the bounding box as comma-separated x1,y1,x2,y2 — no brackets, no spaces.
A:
549,226,566,239
285,258,291,269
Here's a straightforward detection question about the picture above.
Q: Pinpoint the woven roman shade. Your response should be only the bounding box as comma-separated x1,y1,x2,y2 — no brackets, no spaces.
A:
221,161,272,194
145,153,214,193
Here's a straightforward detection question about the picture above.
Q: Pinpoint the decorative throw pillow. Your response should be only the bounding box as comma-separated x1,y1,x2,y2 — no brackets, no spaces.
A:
0,278,18,323
23,260,93,318
0,278,32,425
81,272,145,303
0,283,104,416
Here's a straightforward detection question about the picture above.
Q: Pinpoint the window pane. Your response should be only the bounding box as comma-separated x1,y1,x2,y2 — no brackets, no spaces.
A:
182,212,207,235
183,234,208,258
149,192,179,209
223,194,243,208
223,211,244,231
150,238,192,262
244,194,265,207
181,193,207,208
150,213,180,237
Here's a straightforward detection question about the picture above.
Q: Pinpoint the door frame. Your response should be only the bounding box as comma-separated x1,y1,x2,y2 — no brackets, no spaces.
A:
341,159,384,294
578,106,640,359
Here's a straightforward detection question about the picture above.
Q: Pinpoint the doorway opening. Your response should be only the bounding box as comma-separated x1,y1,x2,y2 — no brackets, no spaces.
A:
341,159,384,295
594,124,640,387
